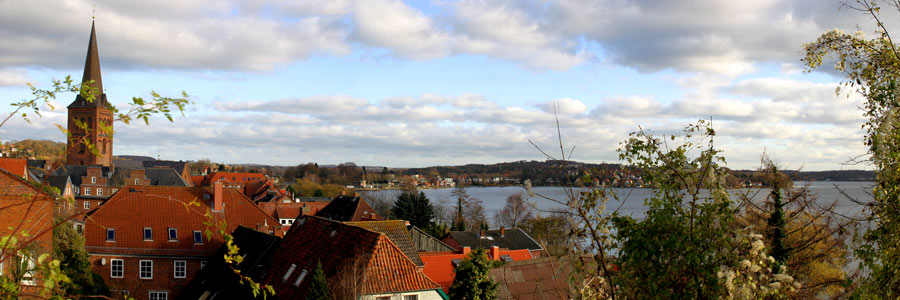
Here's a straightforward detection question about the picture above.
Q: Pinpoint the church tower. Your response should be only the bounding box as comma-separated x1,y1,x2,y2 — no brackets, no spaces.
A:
67,21,113,166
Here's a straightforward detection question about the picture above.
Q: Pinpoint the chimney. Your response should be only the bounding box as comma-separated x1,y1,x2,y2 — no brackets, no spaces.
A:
480,230,485,239
213,181,224,211
354,192,360,197
491,246,500,260
500,226,505,237
462,246,471,255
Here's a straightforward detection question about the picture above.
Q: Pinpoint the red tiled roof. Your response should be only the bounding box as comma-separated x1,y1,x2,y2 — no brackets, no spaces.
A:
490,257,571,299
190,175,203,186
419,248,534,292
257,201,329,221
200,172,267,186
263,216,440,298
83,185,279,256
0,158,28,178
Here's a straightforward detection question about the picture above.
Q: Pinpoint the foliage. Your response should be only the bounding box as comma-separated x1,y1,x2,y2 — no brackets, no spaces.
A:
448,248,502,300
766,165,788,270
803,1,900,296
609,121,799,299
306,261,330,300
291,178,350,198
390,191,435,228
493,192,534,228
424,222,449,240
520,213,568,257
451,185,468,231
716,230,799,299
52,217,109,297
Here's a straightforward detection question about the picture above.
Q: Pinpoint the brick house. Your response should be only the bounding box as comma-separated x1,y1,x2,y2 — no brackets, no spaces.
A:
441,227,545,258
418,246,534,293
0,168,56,288
82,182,280,300
261,216,445,300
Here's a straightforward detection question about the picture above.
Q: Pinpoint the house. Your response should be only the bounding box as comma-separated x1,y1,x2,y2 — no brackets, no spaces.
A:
260,216,445,300
441,227,544,258
314,194,381,222
408,226,455,252
176,226,282,300
489,257,571,300
0,167,56,288
258,201,329,228
346,220,425,267
52,165,191,215
82,182,280,299
418,246,534,293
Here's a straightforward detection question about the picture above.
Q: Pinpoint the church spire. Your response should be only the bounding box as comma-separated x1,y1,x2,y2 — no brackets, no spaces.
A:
69,20,108,108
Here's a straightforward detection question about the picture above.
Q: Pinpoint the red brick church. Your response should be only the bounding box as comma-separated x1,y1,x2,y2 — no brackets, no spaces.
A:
66,21,114,167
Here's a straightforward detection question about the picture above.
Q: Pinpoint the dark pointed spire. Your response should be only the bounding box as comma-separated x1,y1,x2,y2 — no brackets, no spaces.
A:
69,20,108,108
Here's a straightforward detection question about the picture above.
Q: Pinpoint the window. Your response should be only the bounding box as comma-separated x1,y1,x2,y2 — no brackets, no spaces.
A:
97,188,103,196
91,176,96,183
174,261,186,278
403,295,418,300
139,260,153,279
135,179,140,185
282,264,296,282
120,290,129,297
168,228,177,241
112,188,118,194
200,261,207,269
106,228,115,241
75,223,84,234
18,254,35,285
376,297,391,300
193,231,202,244
84,187,91,196
84,201,90,209
292,269,308,287
144,228,153,241
149,291,168,300
110,259,124,278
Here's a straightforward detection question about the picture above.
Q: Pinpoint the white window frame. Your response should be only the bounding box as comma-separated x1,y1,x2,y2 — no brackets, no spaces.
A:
168,228,177,241
135,179,140,185
149,291,168,300
200,261,207,269
106,228,115,241
97,188,103,196
144,227,153,241
403,295,419,300
282,264,296,282
112,188,118,194
110,259,124,278
139,260,153,279
84,201,90,209
84,187,91,196
91,176,96,183
193,231,203,244
174,260,186,279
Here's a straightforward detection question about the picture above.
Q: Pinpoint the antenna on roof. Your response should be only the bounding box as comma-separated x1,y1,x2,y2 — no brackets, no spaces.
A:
92,3,96,20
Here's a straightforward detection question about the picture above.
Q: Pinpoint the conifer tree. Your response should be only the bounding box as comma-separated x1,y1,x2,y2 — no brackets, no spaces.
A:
306,261,330,300
449,248,501,300
391,191,435,228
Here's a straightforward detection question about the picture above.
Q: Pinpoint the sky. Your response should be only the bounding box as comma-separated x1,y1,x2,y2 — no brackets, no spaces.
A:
0,0,887,170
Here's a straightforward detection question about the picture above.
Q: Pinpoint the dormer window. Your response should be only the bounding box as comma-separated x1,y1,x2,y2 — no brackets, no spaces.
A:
106,228,115,241
193,231,203,244
168,228,177,241
134,179,139,185
144,227,153,241
91,177,96,183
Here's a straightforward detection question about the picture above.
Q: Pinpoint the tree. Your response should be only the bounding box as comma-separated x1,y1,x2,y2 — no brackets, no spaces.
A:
391,191,435,228
520,212,568,257
803,1,900,296
449,248,502,300
306,261,330,300
493,193,534,228
52,217,109,297
463,198,488,232
451,185,469,231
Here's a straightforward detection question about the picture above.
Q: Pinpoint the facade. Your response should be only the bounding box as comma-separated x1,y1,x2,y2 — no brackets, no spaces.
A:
0,168,56,288
82,182,280,299
66,21,113,167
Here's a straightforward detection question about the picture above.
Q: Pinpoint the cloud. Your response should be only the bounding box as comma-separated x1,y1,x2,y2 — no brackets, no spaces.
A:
537,98,587,114
0,69,29,87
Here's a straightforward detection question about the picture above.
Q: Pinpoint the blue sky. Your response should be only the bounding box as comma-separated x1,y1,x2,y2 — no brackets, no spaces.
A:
0,0,883,170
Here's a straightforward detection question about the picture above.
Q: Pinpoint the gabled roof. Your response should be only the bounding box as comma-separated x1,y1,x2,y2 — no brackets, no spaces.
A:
262,216,440,298
419,248,534,292
52,165,189,187
83,185,279,256
45,175,72,196
315,195,380,222
444,228,544,251
142,160,188,175
144,167,191,186
257,202,328,221
489,257,571,299
0,157,28,178
409,225,455,252
177,226,282,300
68,21,109,109
348,220,424,267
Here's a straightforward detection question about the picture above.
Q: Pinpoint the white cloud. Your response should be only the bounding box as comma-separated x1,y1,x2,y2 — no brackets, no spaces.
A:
537,98,587,114
0,69,29,87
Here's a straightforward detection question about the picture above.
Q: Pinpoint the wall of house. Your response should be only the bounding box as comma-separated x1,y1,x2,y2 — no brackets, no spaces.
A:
89,255,207,300
361,290,446,300
0,173,54,251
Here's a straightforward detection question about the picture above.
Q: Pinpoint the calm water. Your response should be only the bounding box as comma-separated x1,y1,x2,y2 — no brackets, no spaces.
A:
362,181,875,225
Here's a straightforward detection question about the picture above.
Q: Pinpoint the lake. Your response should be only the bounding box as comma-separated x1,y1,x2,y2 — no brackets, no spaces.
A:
361,181,875,225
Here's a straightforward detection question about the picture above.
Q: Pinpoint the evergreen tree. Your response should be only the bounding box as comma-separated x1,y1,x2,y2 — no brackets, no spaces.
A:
449,248,501,300
766,165,788,271
53,217,109,297
306,261,330,300
391,191,435,228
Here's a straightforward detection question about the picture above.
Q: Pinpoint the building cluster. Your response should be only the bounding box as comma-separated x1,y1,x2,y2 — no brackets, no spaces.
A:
0,21,571,300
